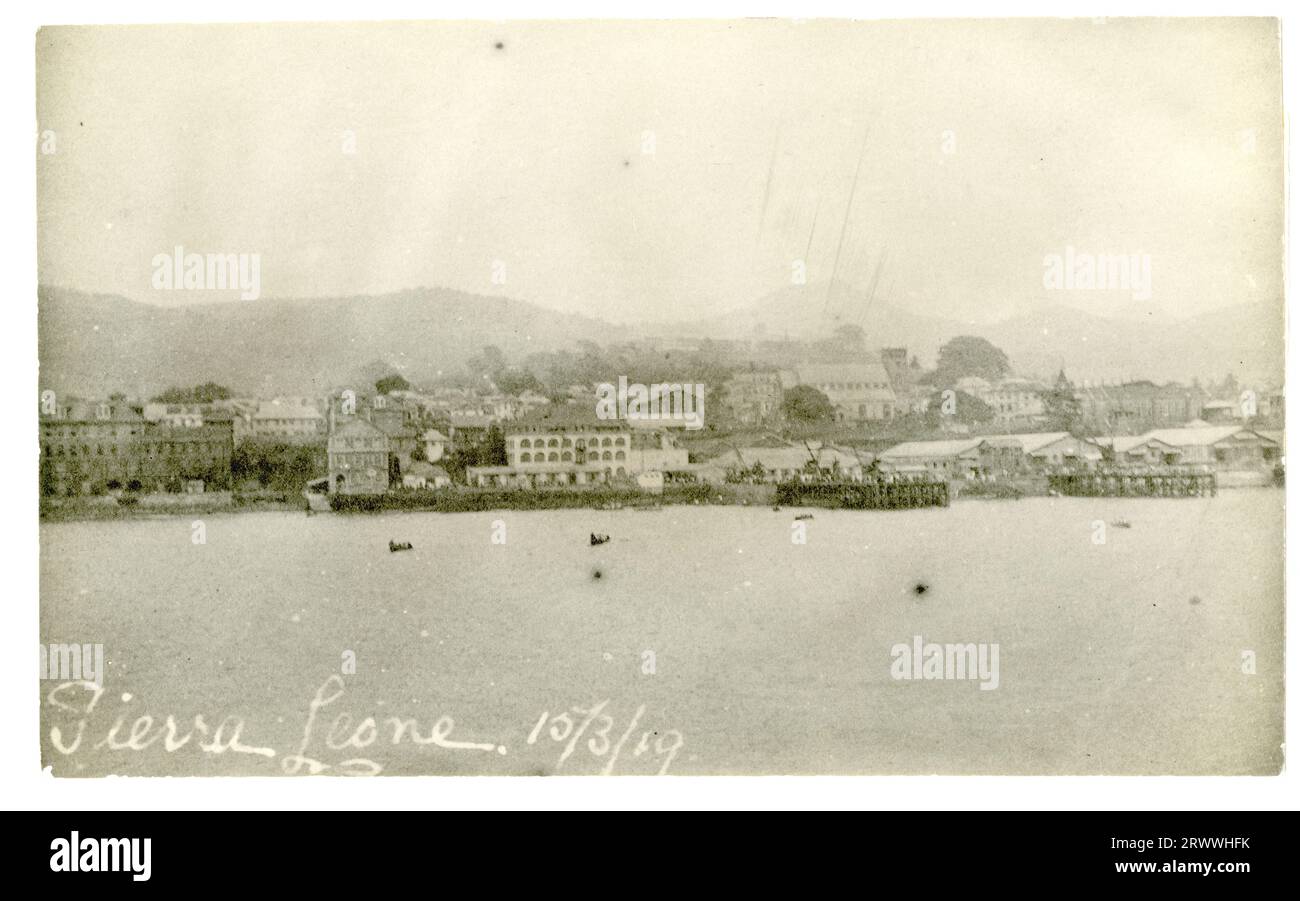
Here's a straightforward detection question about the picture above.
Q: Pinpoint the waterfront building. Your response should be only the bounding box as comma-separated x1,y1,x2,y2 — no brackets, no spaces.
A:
401,461,452,490
1141,426,1280,469
40,399,234,495
877,438,985,476
878,432,1103,477
131,422,235,491
1091,435,1183,466
371,406,419,472
41,400,144,495
327,417,390,494
465,404,693,488
1002,432,1104,468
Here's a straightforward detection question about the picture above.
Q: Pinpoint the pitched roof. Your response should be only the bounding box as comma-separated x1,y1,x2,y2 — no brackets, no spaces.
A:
448,414,495,428
878,438,984,459
1143,426,1268,447
794,363,895,398
40,401,143,424
253,401,322,420
405,461,449,479
329,417,387,440
986,432,1072,453
510,403,626,431
1092,435,1181,453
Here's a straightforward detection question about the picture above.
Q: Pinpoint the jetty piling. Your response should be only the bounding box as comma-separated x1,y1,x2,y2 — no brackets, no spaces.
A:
1047,468,1216,498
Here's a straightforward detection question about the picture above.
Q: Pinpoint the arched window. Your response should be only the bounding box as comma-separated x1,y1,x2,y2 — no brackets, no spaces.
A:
616,437,626,446
548,452,558,462
562,438,572,447
615,451,625,461
602,437,612,447
548,438,559,448
520,439,531,448
602,451,612,461
520,453,531,463
561,452,572,462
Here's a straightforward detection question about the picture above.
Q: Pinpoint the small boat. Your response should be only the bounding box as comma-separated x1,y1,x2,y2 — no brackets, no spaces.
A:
389,540,414,553
794,514,815,521
1110,519,1132,529
772,506,781,512
590,533,611,546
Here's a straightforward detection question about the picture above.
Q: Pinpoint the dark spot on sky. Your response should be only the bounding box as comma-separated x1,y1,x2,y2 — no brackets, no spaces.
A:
592,567,603,581
623,159,631,167
494,42,504,50
1190,596,1202,605
913,582,928,596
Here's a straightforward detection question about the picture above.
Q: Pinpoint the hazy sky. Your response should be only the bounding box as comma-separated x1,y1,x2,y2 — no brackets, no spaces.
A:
37,18,1282,324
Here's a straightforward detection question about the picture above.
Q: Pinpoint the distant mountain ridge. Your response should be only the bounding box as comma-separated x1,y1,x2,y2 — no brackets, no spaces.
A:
38,282,1283,398
658,282,1284,385
38,287,626,398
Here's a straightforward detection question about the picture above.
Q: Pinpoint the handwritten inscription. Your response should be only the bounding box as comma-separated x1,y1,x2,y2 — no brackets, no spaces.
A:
525,702,683,775
44,675,685,776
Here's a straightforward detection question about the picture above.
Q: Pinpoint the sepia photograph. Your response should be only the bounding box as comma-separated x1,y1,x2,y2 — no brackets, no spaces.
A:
32,15,1284,784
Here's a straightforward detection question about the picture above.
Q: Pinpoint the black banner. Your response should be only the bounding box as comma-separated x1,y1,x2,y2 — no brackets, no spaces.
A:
18,811,1287,886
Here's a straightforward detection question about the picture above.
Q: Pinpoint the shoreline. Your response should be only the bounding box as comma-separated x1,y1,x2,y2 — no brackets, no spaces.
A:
40,481,1280,522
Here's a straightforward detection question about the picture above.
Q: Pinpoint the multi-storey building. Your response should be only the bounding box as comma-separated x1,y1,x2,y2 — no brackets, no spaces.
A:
465,405,691,488
792,362,897,422
326,417,391,494
40,399,233,495
1076,381,1207,432
720,370,783,425
250,397,326,442
131,422,235,491
954,376,1047,428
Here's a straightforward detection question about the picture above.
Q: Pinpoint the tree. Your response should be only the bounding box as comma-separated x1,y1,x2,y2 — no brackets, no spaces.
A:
151,382,232,404
481,425,508,467
232,440,327,491
375,374,411,395
922,389,994,428
781,385,835,423
466,346,508,385
927,336,1012,385
494,368,542,396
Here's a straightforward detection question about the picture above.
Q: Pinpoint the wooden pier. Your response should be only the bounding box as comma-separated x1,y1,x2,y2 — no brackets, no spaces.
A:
775,477,949,510
1047,469,1217,498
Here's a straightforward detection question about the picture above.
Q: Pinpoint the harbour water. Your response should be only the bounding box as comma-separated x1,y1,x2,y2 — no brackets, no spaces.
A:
39,489,1284,775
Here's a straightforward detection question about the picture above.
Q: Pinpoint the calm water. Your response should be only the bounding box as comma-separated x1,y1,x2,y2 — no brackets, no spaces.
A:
40,490,1284,775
